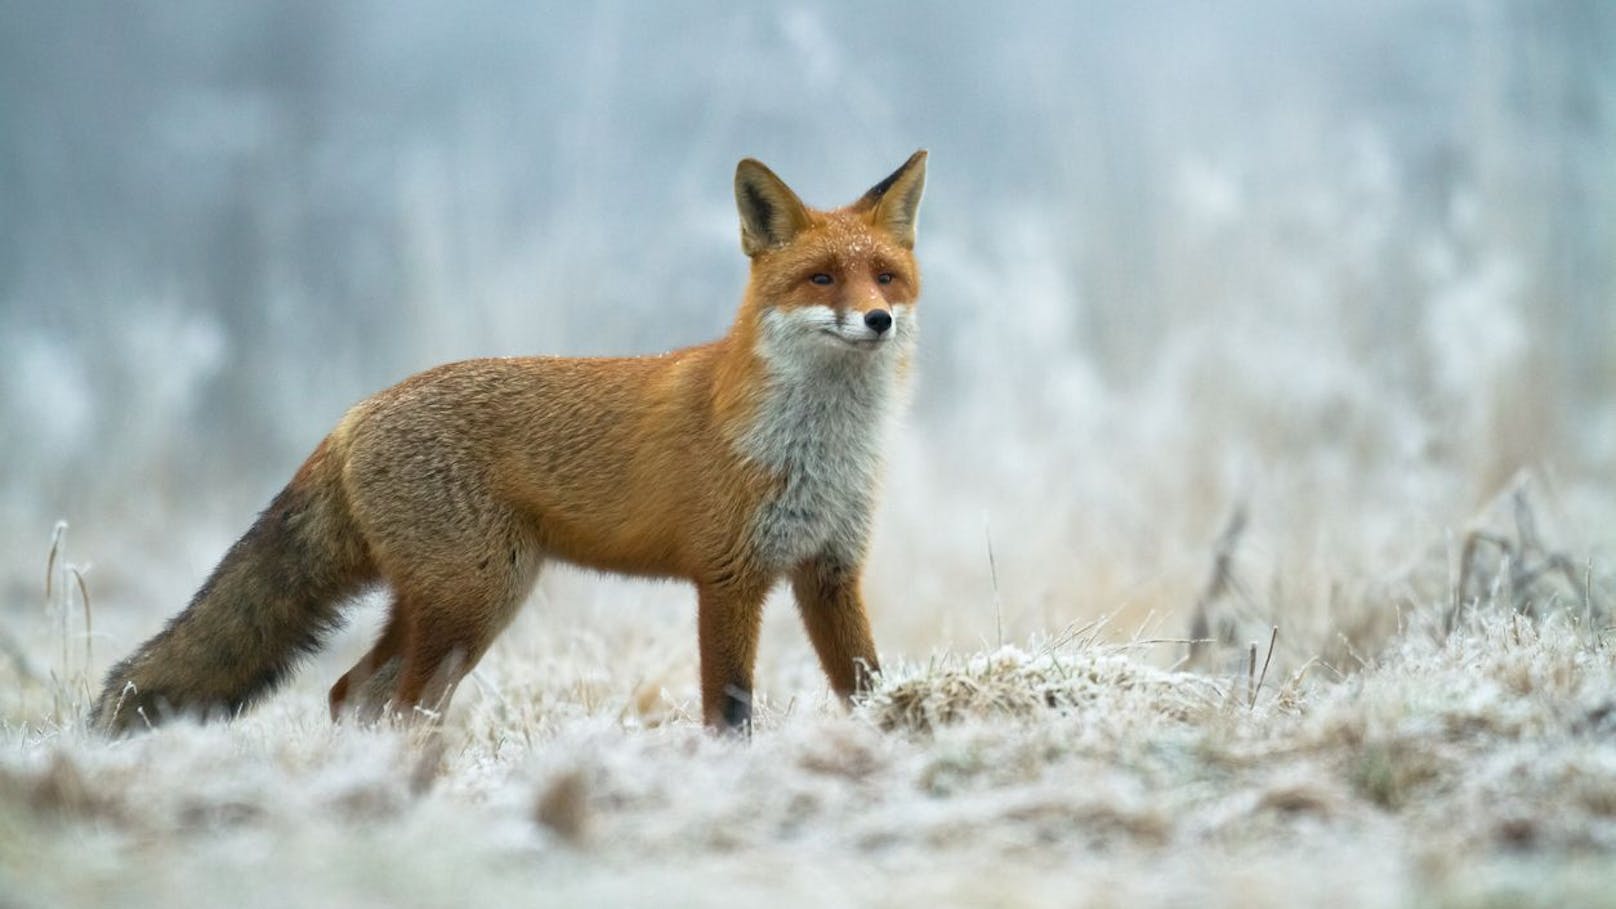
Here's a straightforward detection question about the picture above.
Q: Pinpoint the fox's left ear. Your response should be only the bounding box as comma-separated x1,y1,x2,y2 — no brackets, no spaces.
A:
856,150,928,249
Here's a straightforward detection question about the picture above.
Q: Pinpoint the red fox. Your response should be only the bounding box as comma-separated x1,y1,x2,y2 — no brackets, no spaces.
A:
91,151,928,734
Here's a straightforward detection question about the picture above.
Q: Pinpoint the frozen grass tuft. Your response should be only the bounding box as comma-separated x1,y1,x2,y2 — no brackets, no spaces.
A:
864,643,1223,733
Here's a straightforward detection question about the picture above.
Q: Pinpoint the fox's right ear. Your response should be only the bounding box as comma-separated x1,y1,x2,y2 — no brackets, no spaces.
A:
735,158,813,257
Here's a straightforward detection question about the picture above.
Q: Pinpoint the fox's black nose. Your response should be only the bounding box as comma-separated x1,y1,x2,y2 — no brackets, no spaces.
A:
864,309,893,334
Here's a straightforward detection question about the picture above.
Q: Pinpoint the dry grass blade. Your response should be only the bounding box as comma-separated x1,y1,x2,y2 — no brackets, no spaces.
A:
43,520,66,604
73,565,92,673
1187,504,1248,667
1250,625,1278,709
985,520,1003,649
1447,481,1591,635
1246,642,1257,706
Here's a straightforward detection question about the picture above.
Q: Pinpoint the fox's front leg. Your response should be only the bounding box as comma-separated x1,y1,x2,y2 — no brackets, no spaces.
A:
696,576,770,732
791,556,880,704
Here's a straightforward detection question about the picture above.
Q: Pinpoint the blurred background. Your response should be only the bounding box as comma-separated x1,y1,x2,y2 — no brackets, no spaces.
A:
2,2,1612,684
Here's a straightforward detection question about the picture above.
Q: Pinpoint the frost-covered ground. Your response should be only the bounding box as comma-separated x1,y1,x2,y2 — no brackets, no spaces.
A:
3,500,1613,909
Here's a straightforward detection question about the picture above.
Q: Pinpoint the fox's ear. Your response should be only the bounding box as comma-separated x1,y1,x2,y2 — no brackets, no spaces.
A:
857,150,928,249
735,158,812,257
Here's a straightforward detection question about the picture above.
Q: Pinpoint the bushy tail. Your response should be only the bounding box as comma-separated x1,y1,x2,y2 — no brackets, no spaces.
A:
90,440,373,734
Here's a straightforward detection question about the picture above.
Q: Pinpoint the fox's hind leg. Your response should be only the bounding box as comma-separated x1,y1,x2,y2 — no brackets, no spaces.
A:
384,546,543,722
329,602,408,722
344,454,543,723
389,591,517,721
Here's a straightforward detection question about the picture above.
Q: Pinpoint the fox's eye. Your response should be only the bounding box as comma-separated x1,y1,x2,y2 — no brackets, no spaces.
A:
810,273,834,286
876,272,894,285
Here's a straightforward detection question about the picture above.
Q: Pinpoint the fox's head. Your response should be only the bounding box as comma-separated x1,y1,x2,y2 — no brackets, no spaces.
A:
734,151,927,359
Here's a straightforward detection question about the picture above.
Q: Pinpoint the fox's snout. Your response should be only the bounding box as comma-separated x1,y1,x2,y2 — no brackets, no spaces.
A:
826,303,906,348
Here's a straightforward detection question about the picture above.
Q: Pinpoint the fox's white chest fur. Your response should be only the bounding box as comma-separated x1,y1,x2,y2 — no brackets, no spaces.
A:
739,304,913,569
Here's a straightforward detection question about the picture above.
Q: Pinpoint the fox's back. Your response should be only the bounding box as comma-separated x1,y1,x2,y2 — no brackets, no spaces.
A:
332,349,757,578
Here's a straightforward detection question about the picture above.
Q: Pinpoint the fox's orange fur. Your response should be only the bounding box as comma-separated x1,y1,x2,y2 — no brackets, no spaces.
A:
91,151,928,734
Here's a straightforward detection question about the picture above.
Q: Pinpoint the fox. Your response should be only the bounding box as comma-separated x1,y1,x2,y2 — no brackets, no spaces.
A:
90,150,928,735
